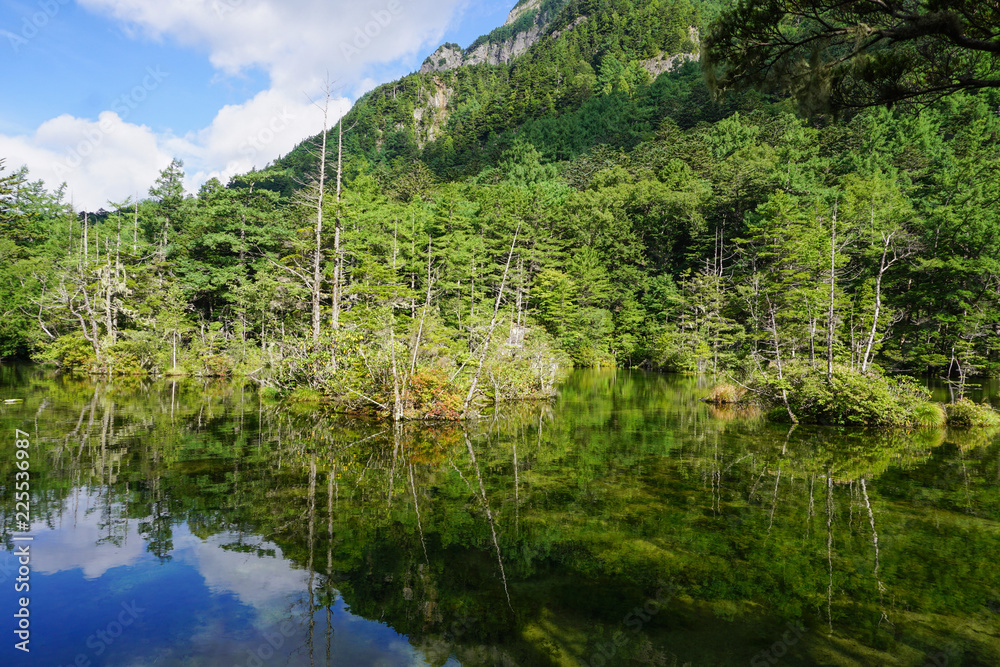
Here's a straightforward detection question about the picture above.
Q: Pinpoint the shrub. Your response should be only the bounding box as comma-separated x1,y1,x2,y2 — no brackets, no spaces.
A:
36,335,94,373
407,368,462,420
259,386,281,401
108,334,160,376
287,387,323,403
200,353,233,377
945,398,1000,427
748,362,923,427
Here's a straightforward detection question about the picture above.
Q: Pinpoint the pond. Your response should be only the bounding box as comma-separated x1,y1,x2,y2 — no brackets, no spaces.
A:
1,366,998,666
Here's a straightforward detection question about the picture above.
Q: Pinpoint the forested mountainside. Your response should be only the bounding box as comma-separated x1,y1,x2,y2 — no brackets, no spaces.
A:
271,0,706,185
3,0,1000,421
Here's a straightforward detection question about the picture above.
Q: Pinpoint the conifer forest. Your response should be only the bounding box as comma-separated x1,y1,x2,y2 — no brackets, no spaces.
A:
3,0,1000,424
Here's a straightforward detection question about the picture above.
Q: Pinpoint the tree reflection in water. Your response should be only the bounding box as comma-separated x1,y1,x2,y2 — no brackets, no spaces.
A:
1,367,999,665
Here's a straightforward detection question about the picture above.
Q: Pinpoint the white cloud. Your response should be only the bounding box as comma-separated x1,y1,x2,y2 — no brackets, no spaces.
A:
175,87,351,193
76,0,465,91
0,83,348,209
0,113,172,210
1,0,469,209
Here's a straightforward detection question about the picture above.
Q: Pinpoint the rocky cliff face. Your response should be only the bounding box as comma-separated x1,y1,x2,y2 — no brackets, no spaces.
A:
410,4,698,147
504,0,542,27
420,44,464,74
638,27,701,78
419,0,567,74
461,24,545,67
412,78,453,144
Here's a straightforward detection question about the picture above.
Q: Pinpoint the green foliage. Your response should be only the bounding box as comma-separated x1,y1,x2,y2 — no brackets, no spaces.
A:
286,387,324,403
945,398,1000,428
38,335,94,373
704,0,1000,114
108,332,160,376
911,401,947,429
750,363,927,427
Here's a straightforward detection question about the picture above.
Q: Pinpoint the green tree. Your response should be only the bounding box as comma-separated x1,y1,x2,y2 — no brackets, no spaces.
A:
705,0,1000,114
148,158,187,259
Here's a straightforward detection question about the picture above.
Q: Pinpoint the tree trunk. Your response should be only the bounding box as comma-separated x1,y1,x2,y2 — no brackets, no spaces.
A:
861,232,893,373
311,160,326,342
133,198,139,254
827,203,837,381
332,117,343,334
463,221,521,415
311,89,332,345
769,304,797,424
408,235,433,379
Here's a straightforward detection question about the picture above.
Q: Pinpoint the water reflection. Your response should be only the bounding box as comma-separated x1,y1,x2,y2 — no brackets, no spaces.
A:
0,368,998,666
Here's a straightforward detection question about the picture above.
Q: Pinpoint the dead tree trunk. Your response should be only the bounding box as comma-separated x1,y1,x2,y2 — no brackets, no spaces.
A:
462,222,521,415
310,94,330,345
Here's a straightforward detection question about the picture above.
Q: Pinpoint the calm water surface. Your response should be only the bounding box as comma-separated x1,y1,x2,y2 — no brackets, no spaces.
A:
1,366,998,666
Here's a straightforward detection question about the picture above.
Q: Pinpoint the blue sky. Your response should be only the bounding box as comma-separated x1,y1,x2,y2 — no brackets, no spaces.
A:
0,0,516,209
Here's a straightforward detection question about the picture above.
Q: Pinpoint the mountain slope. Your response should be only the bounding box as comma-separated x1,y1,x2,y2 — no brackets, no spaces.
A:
273,0,706,184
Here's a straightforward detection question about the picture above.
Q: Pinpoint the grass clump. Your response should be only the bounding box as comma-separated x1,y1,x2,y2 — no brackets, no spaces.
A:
705,382,746,404
910,401,947,428
286,387,324,403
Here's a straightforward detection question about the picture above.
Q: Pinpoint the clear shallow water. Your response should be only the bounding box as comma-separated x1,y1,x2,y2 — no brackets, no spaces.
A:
0,366,998,666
